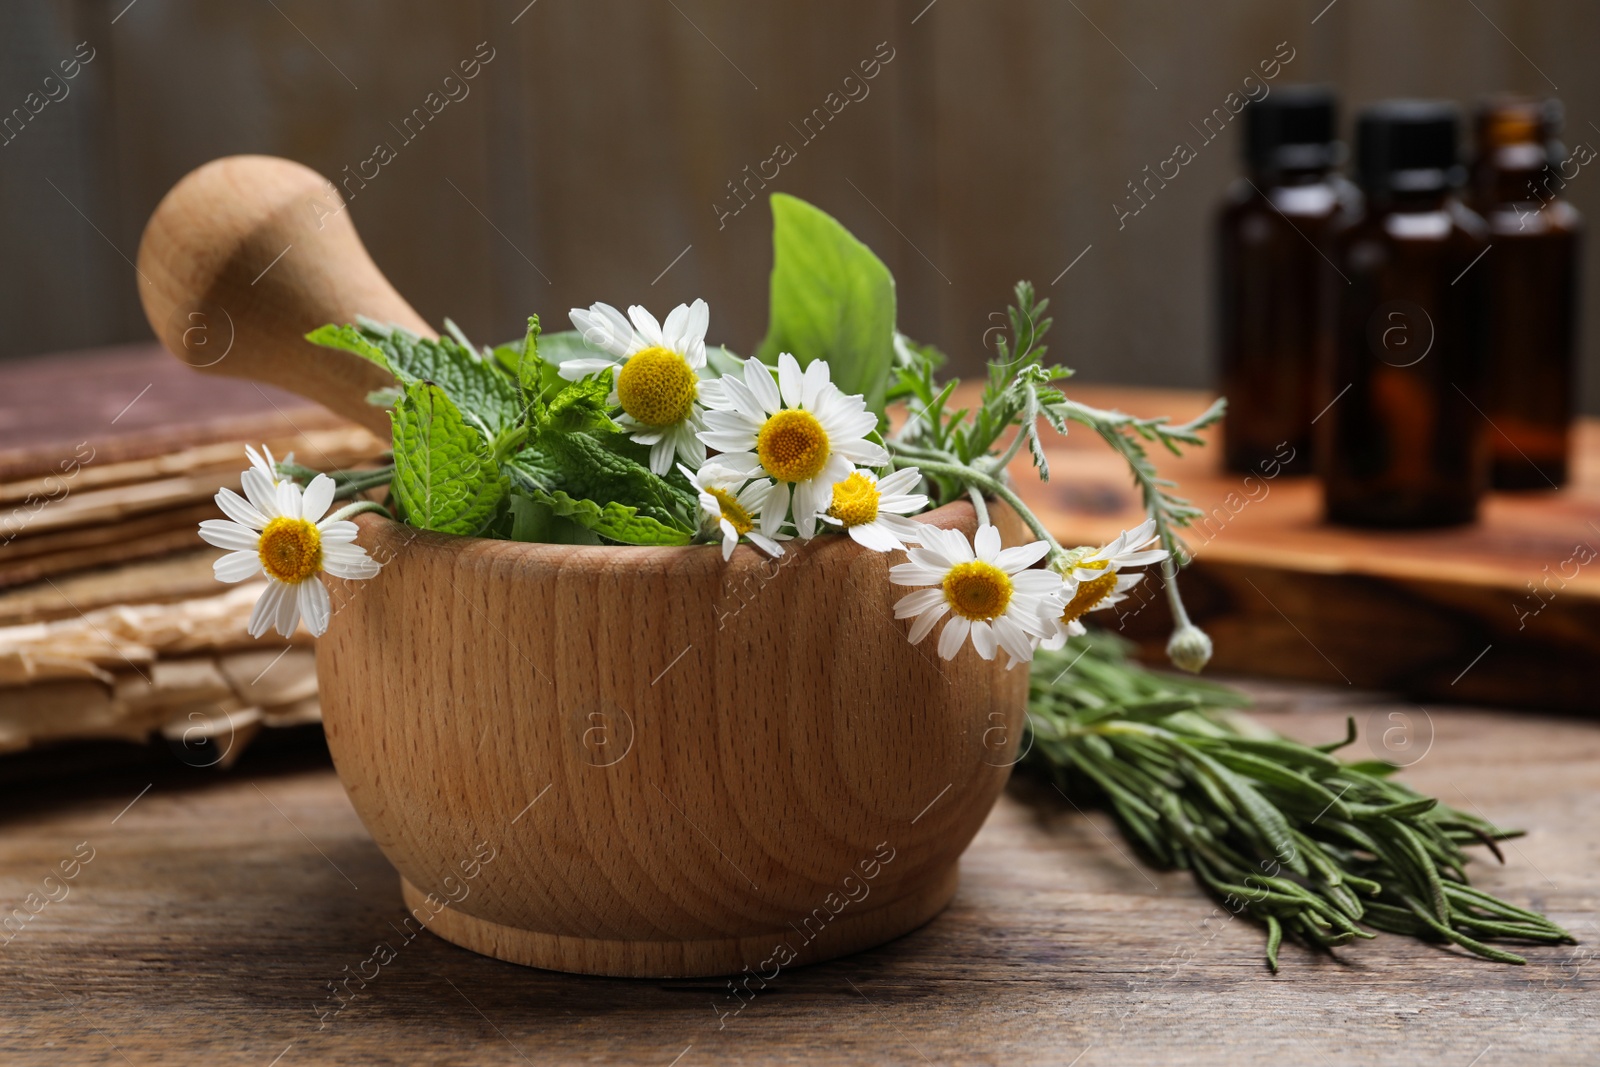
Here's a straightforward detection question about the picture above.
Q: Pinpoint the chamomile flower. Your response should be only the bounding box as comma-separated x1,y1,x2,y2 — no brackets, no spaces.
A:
889,523,1063,666
245,443,282,487
562,299,712,475
198,451,381,639
680,463,788,561
697,353,888,538
1041,518,1168,646
819,466,929,552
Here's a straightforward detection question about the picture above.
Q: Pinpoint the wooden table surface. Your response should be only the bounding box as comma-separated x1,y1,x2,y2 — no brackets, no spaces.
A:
2,680,1594,1067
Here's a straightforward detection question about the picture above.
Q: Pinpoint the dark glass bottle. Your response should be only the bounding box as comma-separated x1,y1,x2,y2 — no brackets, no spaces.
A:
1217,85,1357,476
1321,101,1491,527
1470,97,1582,490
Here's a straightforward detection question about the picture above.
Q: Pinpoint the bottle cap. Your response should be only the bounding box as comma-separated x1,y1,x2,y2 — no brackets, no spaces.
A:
1244,85,1339,171
1475,95,1564,166
1356,100,1462,194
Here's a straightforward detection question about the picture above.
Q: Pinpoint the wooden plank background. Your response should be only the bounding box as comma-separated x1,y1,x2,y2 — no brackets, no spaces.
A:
2,0,1599,411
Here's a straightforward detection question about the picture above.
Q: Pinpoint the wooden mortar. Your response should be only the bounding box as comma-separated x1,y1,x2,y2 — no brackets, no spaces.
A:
138,155,1030,977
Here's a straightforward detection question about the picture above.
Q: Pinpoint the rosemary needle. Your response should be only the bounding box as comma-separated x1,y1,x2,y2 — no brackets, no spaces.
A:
1026,632,1577,970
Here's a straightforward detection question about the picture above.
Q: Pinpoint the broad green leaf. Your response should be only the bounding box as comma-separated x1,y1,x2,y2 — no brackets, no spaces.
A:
755,193,896,415
390,382,508,536
510,427,696,530
525,488,692,546
507,493,601,545
308,322,521,434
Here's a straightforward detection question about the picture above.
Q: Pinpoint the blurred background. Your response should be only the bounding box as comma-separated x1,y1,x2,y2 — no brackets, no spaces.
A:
4,0,1599,409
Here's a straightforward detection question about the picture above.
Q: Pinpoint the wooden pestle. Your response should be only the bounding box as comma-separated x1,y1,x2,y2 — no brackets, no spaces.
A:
137,155,433,441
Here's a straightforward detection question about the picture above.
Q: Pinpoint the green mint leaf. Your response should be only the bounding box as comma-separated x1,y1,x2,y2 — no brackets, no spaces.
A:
390,381,508,536
755,193,896,416
507,493,601,545
523,488,692,546
308,322,521,434
520,430,696,529
543,371,617,435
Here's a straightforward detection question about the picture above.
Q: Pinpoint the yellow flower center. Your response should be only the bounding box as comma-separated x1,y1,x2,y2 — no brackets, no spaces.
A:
1060,559,1117,624
942,560,1014,622
827,472,879,528
709,487,755,536
756,409,830,483
615,346,698,427
257,517,323,584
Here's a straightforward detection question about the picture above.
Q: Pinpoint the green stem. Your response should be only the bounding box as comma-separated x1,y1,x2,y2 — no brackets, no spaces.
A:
327,500,392,523
907,458,1066,560
966,484,990,526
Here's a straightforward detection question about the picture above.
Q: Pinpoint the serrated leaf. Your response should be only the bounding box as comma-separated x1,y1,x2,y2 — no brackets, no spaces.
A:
755,193,896,416
525,488,692,546
524,431,696,527
545,371,617,434
309,322,521,433
390,381,508,536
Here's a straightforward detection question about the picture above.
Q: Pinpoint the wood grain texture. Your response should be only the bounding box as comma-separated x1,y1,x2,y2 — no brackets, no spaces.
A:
0,682,1592,1065
1009,386,1600,714
317,502,1030,978
136,155,428,439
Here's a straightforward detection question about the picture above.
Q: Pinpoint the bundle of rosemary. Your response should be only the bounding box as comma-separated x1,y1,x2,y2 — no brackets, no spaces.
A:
1026,633,1575,969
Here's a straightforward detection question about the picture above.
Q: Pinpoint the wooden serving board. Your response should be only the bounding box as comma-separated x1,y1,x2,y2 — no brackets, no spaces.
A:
1012,387,1600,714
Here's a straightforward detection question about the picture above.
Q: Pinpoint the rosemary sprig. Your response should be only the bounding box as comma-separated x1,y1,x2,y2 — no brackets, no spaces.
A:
1027,633,1576,970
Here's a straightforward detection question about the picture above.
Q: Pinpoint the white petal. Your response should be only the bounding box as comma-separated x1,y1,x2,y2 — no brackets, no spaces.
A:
992,615,1037,664
199,520,261,552
973,524,1003,563
760,480,790,536
556,357,620,382
214,487,267,530
906,601,948,644
744,358,780,414
801,358,831,410
301,474,335,523
970,620,997,660
889,562,949,587
719,519,739,560
938,616,971,660
241,469,280,518
322,549,380,579
317,519,359,543
273,581,302,637
995,540,1051,573
876,468,923,497
649,438,674,475
662,302,691,350
628,304,665,348
276,479,303,522
848,522,904,553
1116,548,1170,567
894,587,946,618
777,352,804,408
746,530,785,558
791,480,821,539
1012,570,1067,595
878,513,927,542
684,298,710,349
247,581,288,638
214,550,264,583
298,578,331,636
834,438,889,466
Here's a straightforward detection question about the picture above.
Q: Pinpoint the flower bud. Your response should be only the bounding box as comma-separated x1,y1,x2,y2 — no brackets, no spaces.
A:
1166,623,1213,674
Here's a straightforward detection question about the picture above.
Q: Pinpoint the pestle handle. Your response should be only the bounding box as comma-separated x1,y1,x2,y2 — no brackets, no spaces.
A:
137,155,433,440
